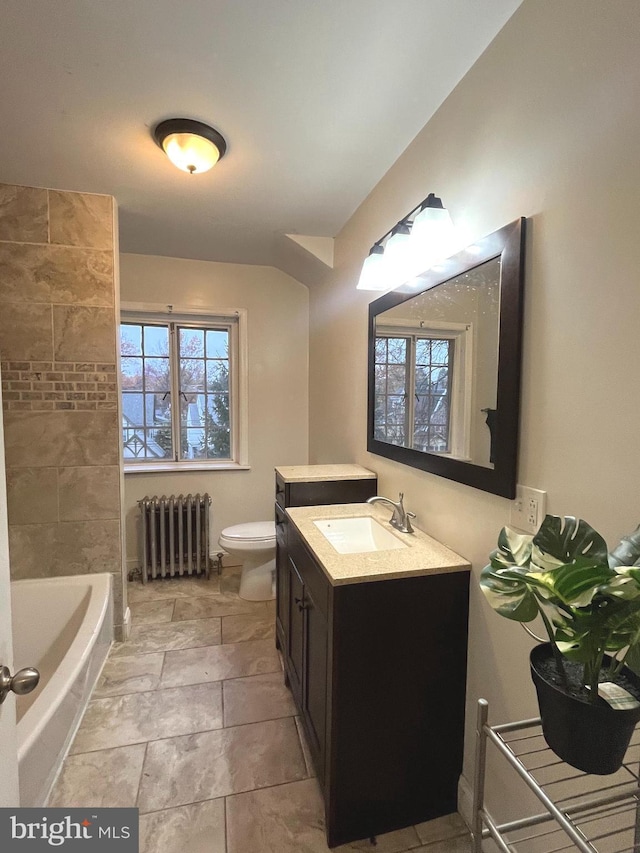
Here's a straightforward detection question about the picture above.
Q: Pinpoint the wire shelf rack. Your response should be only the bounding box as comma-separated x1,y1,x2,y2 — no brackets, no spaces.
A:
471,699,640,853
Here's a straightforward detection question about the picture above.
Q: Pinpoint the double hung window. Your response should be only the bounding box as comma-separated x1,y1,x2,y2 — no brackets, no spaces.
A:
374,321,471,459
374,334,453,452
120,313,241,468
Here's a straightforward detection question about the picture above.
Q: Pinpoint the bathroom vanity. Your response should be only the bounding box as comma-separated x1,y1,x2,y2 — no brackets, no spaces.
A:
274,495,470,848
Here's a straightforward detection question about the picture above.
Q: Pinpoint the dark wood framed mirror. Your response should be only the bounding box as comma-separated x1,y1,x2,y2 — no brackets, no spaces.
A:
367,217,526,498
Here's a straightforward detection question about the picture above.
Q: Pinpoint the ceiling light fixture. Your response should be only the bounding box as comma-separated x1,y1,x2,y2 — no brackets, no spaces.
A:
356,193,455,291
153,118,227,175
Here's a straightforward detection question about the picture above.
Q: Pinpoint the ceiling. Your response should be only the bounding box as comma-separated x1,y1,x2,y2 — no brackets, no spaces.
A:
0,0,522,269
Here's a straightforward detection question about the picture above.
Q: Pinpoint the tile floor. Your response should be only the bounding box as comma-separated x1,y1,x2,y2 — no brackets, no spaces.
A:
50,568,472,853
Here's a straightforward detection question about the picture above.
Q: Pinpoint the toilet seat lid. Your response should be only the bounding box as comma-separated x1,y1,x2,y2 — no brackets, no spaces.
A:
221,521,276,542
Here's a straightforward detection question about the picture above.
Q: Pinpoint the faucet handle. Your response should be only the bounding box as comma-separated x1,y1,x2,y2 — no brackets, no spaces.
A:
405,511,416,533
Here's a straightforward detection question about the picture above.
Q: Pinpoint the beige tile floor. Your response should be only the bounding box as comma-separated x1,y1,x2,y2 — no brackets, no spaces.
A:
50,568,472,853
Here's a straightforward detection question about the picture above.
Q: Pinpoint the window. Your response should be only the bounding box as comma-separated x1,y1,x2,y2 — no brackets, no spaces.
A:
375,333,453,452
374,322,471,458
120,313,244,469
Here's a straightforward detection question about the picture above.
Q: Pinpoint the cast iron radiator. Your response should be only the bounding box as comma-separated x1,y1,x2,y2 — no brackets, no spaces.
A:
138,493,212,582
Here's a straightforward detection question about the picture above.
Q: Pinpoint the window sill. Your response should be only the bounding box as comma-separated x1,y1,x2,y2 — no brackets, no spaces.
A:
124,462,251,475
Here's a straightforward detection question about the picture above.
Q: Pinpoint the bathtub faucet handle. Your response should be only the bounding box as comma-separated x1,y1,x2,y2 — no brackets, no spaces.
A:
0,664,40,705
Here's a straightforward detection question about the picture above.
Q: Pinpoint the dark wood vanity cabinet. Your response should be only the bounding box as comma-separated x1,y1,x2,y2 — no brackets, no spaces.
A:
274,467,377,712
276,516,470,848
274,467,376,791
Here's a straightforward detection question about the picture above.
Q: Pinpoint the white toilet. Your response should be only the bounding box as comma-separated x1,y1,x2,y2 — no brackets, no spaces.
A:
218,521,276,601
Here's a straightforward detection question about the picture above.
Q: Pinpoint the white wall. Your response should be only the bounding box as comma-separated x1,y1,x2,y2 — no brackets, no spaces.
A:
120,254,309,568
308,0,640,821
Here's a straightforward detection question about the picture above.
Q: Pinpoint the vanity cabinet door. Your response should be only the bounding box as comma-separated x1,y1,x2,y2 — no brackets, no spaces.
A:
303,585,328,778
286,559,305,708
275,504,288,653
287,530,329,778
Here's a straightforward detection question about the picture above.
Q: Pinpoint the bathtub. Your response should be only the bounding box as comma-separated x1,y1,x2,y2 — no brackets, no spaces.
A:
11,574,113,807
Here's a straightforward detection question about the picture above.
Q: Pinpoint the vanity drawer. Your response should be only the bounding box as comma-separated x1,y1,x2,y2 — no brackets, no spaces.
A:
278,477,377,509
288,529,329,619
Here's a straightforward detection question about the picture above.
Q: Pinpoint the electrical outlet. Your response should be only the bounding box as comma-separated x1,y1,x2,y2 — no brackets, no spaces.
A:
510,485,547,534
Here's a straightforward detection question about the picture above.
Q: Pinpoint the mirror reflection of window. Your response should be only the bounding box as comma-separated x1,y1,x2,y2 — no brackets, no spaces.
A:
373,256,501,468
374,333,453,453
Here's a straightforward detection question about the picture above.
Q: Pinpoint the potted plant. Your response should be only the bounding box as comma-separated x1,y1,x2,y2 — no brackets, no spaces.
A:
480,514,640,774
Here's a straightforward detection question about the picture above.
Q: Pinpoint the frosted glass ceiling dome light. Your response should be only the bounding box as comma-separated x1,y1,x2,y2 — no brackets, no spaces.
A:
356,243,387,291
153,118,227,174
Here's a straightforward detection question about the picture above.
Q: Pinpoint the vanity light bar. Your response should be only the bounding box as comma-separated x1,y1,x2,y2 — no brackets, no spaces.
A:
356,193,454,291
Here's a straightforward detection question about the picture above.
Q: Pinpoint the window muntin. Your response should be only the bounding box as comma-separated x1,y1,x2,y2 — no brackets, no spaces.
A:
120,318,234,465
374,333,453,452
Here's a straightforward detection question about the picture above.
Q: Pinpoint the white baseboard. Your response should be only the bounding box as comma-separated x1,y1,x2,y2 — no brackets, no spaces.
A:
457,773,473,829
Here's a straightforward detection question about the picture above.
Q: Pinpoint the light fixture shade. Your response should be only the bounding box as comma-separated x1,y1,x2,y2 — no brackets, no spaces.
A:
153,118,227,174
406,196,455,277
356,244,387,291
383,222,413,290
356,192,455,292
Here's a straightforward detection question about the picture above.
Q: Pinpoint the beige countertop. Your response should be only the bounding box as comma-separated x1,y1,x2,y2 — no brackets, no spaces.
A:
275,464,377,483
286,502,470,586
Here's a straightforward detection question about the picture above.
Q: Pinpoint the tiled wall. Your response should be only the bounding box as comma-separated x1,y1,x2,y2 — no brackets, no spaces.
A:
0,183,126,635
2,361,117,411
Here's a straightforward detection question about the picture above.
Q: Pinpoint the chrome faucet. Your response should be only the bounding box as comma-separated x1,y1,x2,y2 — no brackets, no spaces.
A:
366,492,416,534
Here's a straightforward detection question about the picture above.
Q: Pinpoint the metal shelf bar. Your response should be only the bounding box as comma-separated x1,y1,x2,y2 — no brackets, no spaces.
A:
493,717,543,734
486,810,567,836
482,808,521,853
483,726,598,852
473,700,640,853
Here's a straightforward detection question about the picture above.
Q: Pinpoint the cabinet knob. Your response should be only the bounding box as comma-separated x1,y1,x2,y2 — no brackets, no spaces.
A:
294,596,307,612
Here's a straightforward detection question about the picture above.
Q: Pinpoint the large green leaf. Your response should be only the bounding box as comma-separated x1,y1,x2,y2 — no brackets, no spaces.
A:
479,564,540,622
555,622,603,664
554,596,640,661
490,527,533,569
541,558,615,607
606,567,640,599
532,515,609,569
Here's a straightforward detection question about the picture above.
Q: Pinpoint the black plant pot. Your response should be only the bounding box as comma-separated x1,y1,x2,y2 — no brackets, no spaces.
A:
530,643,640,775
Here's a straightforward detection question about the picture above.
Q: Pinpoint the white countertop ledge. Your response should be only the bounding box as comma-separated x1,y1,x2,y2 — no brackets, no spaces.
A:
275,464,376,483
286,502,470,586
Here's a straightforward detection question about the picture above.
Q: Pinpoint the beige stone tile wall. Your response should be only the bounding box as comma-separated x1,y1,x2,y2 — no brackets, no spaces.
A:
0,182,126,636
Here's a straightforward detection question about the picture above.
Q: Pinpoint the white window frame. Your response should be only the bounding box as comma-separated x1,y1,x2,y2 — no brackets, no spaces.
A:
375,319,473,460
120,302,249,474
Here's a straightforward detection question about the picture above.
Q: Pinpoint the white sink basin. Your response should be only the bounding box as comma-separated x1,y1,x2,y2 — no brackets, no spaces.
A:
313,516,408,555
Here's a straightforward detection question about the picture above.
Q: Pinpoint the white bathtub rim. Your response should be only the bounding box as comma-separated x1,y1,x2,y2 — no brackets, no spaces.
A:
14,573,113,762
